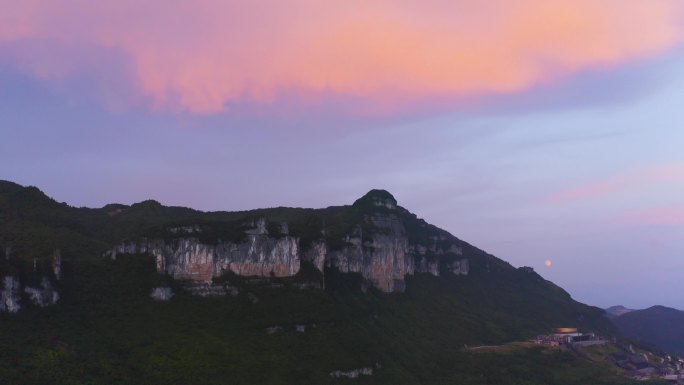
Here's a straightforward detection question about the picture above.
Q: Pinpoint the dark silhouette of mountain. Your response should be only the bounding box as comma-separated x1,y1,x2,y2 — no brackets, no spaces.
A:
612,305,684,354
0,180,629,384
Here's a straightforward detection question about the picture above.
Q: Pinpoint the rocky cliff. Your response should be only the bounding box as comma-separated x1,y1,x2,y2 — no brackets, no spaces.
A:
107,191,469,293
0,249,61,313
304,212,468,292
108,218,300,282
0,276,22,313
302,191,469,292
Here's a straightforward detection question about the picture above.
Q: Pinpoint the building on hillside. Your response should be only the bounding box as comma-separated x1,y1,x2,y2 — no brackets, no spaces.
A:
534,327,603,346
535,327,579,345
534,337,560,347
553,328,581,342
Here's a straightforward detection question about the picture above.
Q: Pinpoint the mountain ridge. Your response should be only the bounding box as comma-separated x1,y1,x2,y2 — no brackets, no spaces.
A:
0,180,562,296
612,305,684,354
0,180,627,385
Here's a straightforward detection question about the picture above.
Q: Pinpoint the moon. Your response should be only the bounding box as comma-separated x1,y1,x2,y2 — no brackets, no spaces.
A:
544,259,552,267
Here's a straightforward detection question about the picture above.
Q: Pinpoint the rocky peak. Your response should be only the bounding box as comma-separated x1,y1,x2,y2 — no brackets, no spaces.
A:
353,189,397,210
131,199,163,209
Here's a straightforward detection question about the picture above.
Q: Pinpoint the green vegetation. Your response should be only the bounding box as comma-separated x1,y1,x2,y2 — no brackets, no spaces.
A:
0,180,647,384
0,264,638,385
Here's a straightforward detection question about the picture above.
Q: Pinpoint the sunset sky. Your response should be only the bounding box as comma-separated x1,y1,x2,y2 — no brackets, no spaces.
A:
2,1,684,309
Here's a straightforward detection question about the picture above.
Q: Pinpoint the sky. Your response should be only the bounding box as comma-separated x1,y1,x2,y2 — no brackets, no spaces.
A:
1,1,684,309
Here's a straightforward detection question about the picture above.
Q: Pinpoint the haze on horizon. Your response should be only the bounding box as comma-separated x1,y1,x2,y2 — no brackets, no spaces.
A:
1,0,683,310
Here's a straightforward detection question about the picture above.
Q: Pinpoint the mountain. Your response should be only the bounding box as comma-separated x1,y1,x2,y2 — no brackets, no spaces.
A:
612,305,684,354
0,181,631,384
605,305,635,318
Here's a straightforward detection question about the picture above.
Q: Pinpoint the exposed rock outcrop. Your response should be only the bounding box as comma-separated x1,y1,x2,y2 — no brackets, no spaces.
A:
302,212,464,293
0,247,62,313
109,218,300,282
247,292,259,304
353,189,397,209
0,275,59,313
185,283,239,297
303,241,327,273
24,277,59,307
150,286,174,301
107,193,470,294
449,258,469,275
1,276,21,313
329,367,374,378
319,219,415,292
53,248,62,280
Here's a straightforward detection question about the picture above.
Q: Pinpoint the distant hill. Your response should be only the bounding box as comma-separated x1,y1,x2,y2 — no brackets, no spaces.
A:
605,305,635,319
612,305,684,354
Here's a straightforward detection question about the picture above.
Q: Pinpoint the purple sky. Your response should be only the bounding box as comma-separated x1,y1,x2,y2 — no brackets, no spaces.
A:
2,2,684,309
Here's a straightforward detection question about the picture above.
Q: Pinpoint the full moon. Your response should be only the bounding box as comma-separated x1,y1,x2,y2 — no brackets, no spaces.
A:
544,259,552,267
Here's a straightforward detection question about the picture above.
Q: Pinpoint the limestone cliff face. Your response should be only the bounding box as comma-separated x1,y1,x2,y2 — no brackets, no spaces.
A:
24,277,59,307
107,193,470,294
109,218,300,282
0,249,61,313
314,214,419,293
0,276,60,313
52,248,62,280
329,191,469,292
303,212,468,293
150,287,174,301
303,241,327,273
1,276,21,313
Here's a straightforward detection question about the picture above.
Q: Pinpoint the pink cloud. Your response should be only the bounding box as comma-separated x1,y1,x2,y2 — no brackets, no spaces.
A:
552,179,623,202
1,1,684,114
552,165,684,203
626,205,684,226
